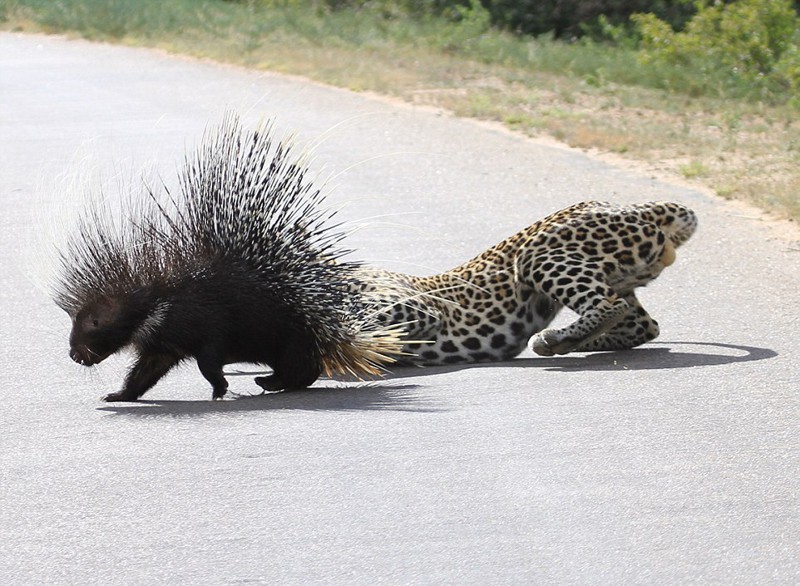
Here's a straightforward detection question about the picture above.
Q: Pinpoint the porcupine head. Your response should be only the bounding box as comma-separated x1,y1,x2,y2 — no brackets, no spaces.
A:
52,115,407,402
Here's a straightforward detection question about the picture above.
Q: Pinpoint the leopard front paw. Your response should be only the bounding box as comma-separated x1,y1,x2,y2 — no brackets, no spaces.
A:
530,329,576,356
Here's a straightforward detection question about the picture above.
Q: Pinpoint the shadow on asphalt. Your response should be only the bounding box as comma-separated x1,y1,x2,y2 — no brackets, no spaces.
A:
97,383,446,417
382,340,778,379
98,341,775,417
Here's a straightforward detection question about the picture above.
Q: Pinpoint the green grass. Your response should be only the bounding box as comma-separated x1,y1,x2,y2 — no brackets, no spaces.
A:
679,160,709,179
2,0,799,223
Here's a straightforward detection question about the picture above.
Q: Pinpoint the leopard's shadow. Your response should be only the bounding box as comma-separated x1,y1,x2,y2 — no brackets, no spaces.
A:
379,341,777,379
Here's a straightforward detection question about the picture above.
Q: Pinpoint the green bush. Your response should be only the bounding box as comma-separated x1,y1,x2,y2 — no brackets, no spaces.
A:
301,1,698,38
484,1,696,39
634,0,800,102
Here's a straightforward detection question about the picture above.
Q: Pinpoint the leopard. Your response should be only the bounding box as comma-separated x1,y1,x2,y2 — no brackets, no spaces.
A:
359,200,697,365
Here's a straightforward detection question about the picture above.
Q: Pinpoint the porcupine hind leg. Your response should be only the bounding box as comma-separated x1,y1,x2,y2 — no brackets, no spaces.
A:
104,353,180,402
253,342,322,393
253,369,320,393
253,364,321,393
524,256,630,357
253,374,283,393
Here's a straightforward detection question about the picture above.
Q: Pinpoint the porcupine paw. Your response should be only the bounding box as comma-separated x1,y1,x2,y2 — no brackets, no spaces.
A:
254,375,285,393
102,391,138,402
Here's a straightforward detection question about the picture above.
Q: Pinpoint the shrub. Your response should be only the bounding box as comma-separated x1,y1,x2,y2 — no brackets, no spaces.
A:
484,1,697,39
634,0,800,102
303,1,698,38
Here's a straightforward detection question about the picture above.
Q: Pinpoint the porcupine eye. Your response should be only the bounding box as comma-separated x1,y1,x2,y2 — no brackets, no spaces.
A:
80,316,96,332
81,315,100,330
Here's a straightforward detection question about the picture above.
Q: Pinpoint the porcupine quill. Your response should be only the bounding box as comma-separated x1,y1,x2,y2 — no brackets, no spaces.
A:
52,114,408,401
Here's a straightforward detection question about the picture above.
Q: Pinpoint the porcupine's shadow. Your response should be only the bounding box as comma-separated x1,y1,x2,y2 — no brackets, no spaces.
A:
97,383,446,418
382,341,778,379
99,342,775,416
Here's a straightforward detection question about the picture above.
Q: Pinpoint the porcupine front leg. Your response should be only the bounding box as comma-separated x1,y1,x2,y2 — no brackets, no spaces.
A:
104,352,179,402
196,350,229,400
525,256,630,357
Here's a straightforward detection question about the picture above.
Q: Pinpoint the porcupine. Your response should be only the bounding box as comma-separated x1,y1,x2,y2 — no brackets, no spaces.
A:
51,115,406,402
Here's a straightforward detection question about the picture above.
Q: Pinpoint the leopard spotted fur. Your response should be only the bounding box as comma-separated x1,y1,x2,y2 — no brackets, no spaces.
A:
359,201,697,365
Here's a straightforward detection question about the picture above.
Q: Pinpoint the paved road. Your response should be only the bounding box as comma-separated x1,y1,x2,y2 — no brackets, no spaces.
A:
1,33,798,584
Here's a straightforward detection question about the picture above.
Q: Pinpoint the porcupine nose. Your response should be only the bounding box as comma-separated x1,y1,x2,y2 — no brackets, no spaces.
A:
70,347,90,366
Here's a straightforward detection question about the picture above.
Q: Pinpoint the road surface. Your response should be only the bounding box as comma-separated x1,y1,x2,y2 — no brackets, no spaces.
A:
1,33,798,584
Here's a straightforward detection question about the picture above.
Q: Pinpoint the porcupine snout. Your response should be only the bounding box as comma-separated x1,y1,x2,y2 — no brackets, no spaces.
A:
69,345,97,366
69,346,91,366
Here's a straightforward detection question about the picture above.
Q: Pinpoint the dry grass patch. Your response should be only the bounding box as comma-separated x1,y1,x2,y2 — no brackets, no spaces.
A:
3,1,799,223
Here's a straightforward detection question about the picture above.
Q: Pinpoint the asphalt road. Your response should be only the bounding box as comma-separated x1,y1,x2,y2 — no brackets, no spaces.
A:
1,33,798,585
